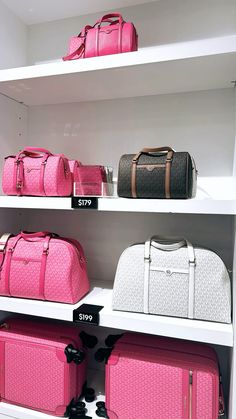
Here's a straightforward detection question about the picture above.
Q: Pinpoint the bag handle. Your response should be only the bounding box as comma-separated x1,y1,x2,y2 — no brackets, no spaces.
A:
20,231,51,239
141,146,174,154
15,147,52,160
21,147,52,155
144,236,196,318
95,13,123,27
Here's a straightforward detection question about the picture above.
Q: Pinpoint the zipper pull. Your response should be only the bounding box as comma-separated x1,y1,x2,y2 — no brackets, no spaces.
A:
218,375,225,416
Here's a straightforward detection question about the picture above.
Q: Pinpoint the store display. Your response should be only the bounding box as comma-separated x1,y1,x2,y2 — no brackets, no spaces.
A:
105,332,224,419
0,320,87,416
63,13,138,61
112,236,231,323
72,163,113,196
117,146,197,198
2,147,72,197
0,231,89,303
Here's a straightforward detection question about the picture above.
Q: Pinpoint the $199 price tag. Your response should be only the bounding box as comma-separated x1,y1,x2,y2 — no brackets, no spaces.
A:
73,304,104,325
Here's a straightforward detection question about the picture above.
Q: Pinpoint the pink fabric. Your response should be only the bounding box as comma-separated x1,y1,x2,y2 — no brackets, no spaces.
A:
2,150,72,197
74,165,107,196
0,233,90,304
0,324,86,416
63,13,138,61
106,333,219,419
4,318,87,400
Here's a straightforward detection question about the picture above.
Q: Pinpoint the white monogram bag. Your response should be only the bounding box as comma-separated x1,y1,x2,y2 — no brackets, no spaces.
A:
112,236,231,323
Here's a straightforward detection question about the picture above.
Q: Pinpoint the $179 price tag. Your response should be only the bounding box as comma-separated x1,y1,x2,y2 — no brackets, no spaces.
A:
71,197,98,209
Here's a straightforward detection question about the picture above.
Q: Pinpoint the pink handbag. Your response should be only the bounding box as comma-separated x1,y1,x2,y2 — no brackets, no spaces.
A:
2,147,72,196
0,231,90,303
70,161,108,196
105,333,225,419
0,319,87,416
63,13,138,61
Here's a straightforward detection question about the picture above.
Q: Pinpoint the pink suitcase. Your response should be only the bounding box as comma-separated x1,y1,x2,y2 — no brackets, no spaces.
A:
2,147,72,196
0,320,87,416
0,231,90,303
2,317,88,398
106,333,224,419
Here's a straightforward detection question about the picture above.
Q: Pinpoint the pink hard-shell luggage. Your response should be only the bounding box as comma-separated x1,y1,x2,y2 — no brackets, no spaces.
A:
0,231,90,303
3,317,90,398
63,13,138,61
106,333,224,419
0,320,87,416
2,147,72,196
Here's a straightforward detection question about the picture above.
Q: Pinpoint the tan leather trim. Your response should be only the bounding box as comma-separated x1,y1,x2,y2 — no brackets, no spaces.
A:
131,161,137,198
141,146,174,154
165,150,174,199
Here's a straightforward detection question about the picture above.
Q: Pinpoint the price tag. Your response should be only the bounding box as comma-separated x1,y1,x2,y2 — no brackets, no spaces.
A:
73,304,104,326
71,197,98,210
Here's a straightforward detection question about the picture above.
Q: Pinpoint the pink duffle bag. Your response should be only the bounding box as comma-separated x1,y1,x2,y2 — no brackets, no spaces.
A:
2,147,72,196
0,231,90,303
63,13,138,61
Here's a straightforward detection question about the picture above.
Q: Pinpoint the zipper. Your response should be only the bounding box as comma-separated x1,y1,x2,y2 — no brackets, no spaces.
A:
189,370,193,419
137,163,166,170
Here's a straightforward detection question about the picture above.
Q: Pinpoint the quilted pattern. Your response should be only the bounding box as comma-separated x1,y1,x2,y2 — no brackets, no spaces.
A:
117,152,195,198
2,154,72,197
107,357,183,419
196,372,214,418
112,244,231,323
4,342,66,413
0,236,90,304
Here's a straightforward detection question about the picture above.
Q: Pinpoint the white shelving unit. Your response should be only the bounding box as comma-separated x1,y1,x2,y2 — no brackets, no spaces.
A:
0,177,235,214
0,35,235,105
0,285,232,347
0,0,235,418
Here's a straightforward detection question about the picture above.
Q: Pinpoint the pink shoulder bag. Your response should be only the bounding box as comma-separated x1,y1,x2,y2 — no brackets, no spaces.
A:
2,147,72,196
63,13,138,61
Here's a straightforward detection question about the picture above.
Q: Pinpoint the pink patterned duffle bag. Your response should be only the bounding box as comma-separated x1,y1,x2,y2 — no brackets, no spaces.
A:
2,147,72,196
0,231,90,303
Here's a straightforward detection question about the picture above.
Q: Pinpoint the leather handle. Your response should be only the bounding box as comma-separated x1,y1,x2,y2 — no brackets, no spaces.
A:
141,146,174,154
16,147,52,160
20,231,51,239
21,147,52,154
96,13,123,25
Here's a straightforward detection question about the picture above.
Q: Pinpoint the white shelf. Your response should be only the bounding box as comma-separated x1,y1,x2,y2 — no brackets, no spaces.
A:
0,177,235,215
0,35,235,105
0,284,233,347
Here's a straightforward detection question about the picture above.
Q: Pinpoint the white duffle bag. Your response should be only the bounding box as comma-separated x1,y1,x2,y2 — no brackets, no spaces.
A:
112,236,231,323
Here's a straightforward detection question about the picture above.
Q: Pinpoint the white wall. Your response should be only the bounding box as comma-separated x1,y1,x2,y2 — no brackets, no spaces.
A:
27,0,236,64
0,0,27,69
28,89,235,176
26,88,235,281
